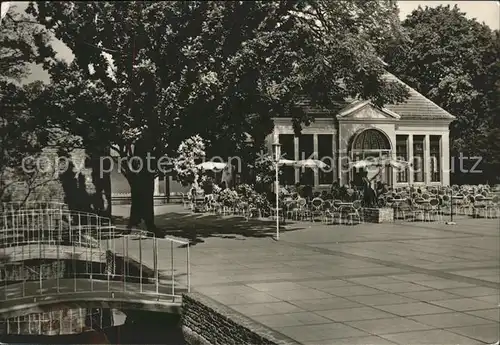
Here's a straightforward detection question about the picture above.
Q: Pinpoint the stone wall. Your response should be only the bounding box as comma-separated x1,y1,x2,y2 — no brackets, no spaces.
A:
182,293,300,345
362,207,394,223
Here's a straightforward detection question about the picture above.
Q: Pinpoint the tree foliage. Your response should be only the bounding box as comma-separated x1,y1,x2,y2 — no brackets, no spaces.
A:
0,3,55,202
384,5,500,158
31,0,410,230
0,2,54,81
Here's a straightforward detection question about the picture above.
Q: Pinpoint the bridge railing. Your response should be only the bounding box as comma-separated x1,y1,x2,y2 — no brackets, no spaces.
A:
0,203,190,312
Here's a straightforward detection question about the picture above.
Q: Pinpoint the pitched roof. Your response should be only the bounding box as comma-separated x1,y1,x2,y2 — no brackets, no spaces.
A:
382,73,456,120
290,73,456,121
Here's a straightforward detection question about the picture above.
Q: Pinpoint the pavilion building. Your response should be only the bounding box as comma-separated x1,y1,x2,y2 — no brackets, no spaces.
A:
266,73,455,189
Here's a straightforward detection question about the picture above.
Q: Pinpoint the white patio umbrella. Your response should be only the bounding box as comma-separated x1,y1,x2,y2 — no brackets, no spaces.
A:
350,159,379,169
278,159,297,166
1,2,10,25
197,162,227,171
385,159,410,170
294,159,329,169
351,157,409,171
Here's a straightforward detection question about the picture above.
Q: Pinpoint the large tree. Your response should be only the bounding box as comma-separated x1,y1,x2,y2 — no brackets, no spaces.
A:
0,2,56,203
383,5,500,182
31,1,409,233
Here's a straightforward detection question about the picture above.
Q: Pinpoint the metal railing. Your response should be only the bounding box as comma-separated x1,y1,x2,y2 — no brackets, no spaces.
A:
0,202,190,313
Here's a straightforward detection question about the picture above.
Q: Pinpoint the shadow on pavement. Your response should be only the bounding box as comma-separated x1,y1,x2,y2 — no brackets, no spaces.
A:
153,211,305,246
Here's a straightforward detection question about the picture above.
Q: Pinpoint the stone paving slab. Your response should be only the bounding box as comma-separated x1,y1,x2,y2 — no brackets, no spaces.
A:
114,205,500,345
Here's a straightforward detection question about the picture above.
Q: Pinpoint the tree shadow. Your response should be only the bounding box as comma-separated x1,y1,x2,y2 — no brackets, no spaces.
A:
153,211,305,246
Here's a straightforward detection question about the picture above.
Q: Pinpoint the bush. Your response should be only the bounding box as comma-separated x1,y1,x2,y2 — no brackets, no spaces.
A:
218,188,239,207
235,183,254,198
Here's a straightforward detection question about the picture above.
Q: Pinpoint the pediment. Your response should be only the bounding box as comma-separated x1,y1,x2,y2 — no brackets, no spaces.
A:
336,101,400,120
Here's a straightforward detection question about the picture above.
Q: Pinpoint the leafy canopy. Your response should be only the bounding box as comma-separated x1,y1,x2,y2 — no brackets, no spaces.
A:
32,0,409,166
0,3,55,201
384,5,500,155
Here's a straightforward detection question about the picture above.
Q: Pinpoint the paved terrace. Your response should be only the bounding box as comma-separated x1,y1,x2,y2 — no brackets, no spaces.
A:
114,205,499,345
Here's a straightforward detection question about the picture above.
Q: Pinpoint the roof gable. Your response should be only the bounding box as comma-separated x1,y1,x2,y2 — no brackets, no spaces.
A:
336,101,400,121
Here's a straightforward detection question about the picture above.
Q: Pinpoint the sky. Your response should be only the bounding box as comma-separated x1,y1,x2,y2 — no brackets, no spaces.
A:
11,1,500,84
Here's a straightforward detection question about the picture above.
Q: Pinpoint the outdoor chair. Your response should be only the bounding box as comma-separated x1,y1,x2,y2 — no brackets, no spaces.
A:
377,196,387,207
471,194,488,218
270,199,286,222
297,198,309,220
310,197,324,222
385,196,394,207
393,199,415,221
324,199,343,224
340,200,362,225
321,200,333,224
440,194,450,215
427,198,441,222
285,200,300,220
413,198,431,221
180,192,190,209
487,196,500,218
451,194,466,215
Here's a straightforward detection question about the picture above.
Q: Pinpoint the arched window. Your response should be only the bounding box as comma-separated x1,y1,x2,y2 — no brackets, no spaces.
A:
352,129,390,151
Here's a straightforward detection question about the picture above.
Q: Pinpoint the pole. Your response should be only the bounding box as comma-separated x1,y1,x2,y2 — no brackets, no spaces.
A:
446,187,456,225
186,243,190,293
139,235,143,293
171,240,175,302
155,238,159,299
275,161,279,240
450,190,454,222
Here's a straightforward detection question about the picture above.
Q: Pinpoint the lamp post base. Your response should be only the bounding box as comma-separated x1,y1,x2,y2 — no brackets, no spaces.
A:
272,235,279,241
445,221,456,225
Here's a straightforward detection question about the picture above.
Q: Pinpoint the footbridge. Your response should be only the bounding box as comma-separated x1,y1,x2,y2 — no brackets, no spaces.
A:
0,202,190,320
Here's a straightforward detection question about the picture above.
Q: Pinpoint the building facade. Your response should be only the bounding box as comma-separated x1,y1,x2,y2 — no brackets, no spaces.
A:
266,74,455,189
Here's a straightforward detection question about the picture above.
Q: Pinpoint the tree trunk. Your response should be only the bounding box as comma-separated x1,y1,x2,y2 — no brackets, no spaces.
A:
128,174,142,228
142,174,156,232
90,150,112,218
126,171,158,235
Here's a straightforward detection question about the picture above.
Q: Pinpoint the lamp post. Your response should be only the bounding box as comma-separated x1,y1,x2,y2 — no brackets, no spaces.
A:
446,186,456,225
272,141,281,240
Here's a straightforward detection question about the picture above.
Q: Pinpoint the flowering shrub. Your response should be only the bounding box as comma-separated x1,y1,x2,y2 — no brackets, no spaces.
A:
233,183,270,213
248,192,270,211
235,183,254,198
218,188,239,206
252,153,278,185
212,183,221,195
173,135,206,191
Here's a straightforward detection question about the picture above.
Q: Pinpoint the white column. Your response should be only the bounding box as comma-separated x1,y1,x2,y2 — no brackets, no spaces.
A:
424,134,431,184
408,135,414,185
391,135,397,187
332,132,337,182
154,177,160,196
294,136,299,184
441,133,450,185
273,126,279,143
313,134,319,186
337,127,346,185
